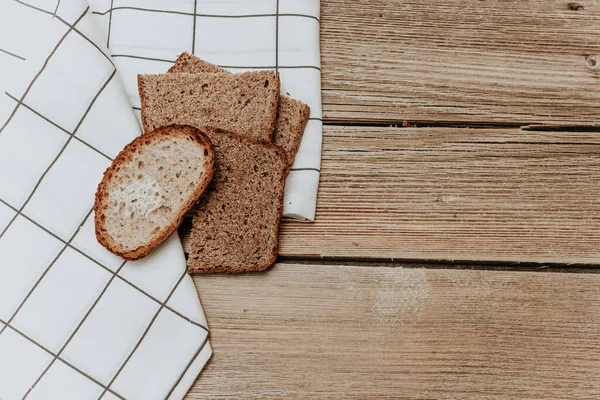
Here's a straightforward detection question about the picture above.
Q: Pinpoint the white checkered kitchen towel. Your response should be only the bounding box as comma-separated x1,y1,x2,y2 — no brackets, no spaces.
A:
0,1,211,399
88,0,323,221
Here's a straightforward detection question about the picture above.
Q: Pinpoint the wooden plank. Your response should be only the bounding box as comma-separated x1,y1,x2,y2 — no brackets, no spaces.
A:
181,126,600,264
321,0,600,125
186,263,600,399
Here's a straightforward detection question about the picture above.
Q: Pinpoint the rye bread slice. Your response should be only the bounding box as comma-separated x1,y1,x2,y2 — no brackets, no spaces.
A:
138,71,279,142
187,129,287,273
94,125,215,261
168,52,224,74
274,95,311,172
169,53,310,171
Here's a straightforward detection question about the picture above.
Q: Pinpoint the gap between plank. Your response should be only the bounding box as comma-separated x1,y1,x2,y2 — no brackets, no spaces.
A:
323,120,523,129
276,256,600,274
322,120,600,132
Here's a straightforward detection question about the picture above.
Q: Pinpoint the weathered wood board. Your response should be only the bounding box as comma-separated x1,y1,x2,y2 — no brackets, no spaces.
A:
181,1,600,397
321,0,600,125
187,263,600,399
181,126,600,264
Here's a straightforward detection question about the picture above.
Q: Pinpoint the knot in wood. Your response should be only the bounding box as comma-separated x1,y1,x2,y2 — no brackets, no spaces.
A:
567,2,585,11
585,55,599,70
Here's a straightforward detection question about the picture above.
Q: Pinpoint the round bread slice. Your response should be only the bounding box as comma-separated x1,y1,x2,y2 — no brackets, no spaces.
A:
94,125,215,260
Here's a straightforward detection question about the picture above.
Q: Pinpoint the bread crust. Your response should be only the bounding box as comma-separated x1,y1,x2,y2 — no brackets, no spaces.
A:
186,128,287,274
138,74,151,135
267,74,281,142
94,125,215,261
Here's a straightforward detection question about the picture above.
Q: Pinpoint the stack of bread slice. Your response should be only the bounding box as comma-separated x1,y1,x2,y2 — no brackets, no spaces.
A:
94,53,310,273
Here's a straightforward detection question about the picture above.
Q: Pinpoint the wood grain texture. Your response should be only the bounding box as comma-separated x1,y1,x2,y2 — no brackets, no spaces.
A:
186,263,600,399
181,126,600,264
321,0,600,125
179,3,600,398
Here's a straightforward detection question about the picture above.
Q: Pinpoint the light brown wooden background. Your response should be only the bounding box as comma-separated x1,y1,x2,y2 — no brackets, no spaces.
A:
183,1,600,398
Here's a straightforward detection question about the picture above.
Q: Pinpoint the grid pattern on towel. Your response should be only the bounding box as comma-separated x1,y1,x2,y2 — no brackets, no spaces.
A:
0,1,210,399
88,0,323,221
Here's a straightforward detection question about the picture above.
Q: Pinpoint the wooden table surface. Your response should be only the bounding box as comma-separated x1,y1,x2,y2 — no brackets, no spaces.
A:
182,1,600,398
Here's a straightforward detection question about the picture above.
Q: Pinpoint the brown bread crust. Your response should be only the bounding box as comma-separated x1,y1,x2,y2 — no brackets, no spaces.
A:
94,125,215,261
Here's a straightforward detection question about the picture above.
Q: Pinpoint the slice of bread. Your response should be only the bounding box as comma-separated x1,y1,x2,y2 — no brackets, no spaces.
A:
187,129,287,273
168,52,224,74
169,53,310,172
138,71,279,142
274,95,311,172
94,125,215,261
